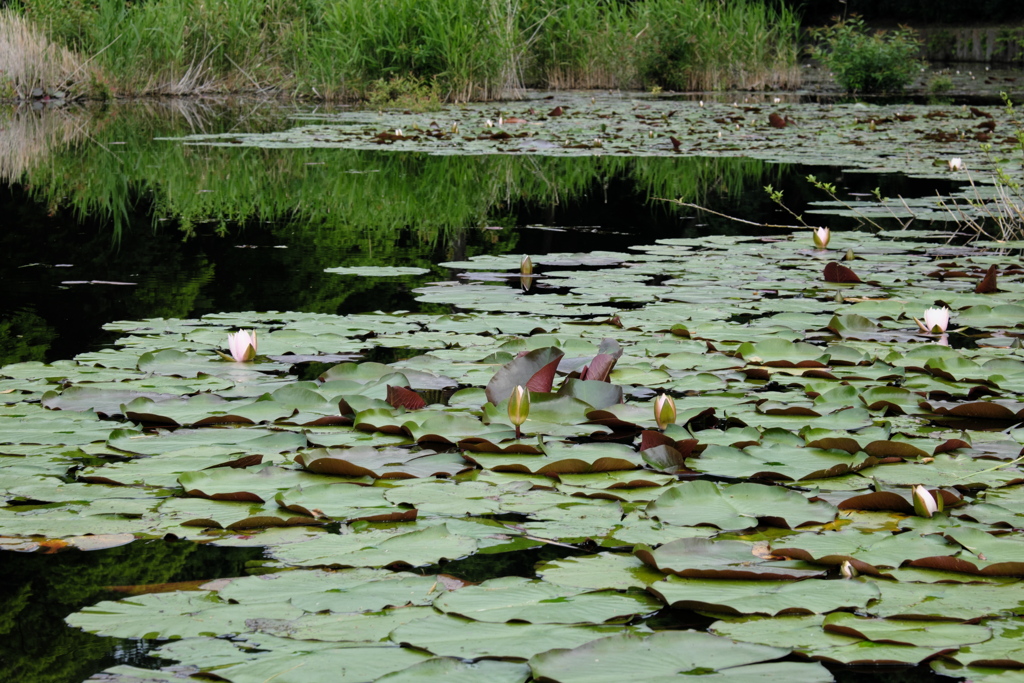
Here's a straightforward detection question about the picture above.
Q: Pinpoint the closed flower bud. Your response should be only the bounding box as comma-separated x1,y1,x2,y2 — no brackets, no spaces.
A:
840,560,858,579
520,255,533,276
508,385,530,439
654,394,676,430
912,485,939,518
813,227,830,249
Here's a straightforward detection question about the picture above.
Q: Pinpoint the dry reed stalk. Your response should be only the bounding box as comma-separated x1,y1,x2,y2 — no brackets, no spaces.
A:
0,10,91,96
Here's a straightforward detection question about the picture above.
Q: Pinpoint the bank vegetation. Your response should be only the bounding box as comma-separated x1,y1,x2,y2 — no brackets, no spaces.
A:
0,0,800,103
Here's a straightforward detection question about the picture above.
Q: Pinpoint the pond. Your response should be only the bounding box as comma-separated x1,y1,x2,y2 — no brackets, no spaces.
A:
2,87,1024,683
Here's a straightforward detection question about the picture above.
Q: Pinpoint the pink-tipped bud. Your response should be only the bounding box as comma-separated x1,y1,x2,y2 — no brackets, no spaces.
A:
227,330,258,362
654,394,676,430
813,227,830,249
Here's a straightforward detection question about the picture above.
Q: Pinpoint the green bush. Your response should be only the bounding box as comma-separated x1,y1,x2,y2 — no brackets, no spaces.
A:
810,16,924,93
366,74,441,112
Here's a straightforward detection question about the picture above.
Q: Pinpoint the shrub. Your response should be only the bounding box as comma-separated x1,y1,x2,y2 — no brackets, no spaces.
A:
927,74,953,94
810,16,924,93
366,74,441,112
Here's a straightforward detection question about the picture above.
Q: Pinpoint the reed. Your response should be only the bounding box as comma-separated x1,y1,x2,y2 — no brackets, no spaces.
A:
525,0,637,90
0,9,95,98
7,0,802,101
634,0,801,91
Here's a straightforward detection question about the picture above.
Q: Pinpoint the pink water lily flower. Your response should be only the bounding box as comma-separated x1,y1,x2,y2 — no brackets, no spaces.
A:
919,307,950,334
812,227,830,249
227,330,258,362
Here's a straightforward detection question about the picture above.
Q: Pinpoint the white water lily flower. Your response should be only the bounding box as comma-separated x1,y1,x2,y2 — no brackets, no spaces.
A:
227,330,258,362
912,485,939,518
948,157,964,171
839,560,858,579
813,227,830,249
923,307,950,334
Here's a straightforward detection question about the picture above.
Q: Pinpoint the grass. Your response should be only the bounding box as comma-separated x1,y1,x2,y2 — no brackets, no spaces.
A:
634,0,801,92
3,0,802,102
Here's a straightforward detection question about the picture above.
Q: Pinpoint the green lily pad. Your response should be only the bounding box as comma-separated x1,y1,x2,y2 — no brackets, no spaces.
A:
528,631,832,683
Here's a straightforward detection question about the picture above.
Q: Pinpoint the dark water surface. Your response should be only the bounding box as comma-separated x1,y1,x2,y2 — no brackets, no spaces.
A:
1,99,961,367
0,100,971,682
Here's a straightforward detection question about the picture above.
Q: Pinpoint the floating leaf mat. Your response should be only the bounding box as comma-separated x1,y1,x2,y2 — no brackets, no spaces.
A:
7,223,1024,682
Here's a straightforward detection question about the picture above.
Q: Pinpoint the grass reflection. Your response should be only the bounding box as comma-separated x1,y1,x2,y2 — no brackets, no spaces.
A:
2,101,783,243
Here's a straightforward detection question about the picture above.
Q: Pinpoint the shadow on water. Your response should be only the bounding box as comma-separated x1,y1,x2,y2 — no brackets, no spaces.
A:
0,541,263,681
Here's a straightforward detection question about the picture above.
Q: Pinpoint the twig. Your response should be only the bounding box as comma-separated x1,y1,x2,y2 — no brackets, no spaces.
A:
64,33,122,84
655,198,814,231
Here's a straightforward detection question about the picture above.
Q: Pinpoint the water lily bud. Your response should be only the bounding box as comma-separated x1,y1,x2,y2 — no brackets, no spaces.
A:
654,394,676,430
520,255,533,276
922,307,950,334
948,157,964,171
844,248,855,262
812,227,830,249
227,330,258,362
839,560,858,579
508,385,530,438
912,485,939,518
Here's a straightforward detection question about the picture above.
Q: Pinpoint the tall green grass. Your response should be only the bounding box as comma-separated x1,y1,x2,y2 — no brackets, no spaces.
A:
525,0,637,90
6,0,801,100
634,0,801,91
316,0,524,101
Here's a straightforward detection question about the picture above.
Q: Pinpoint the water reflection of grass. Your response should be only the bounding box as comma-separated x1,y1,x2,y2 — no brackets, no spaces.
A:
3,102,782,244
